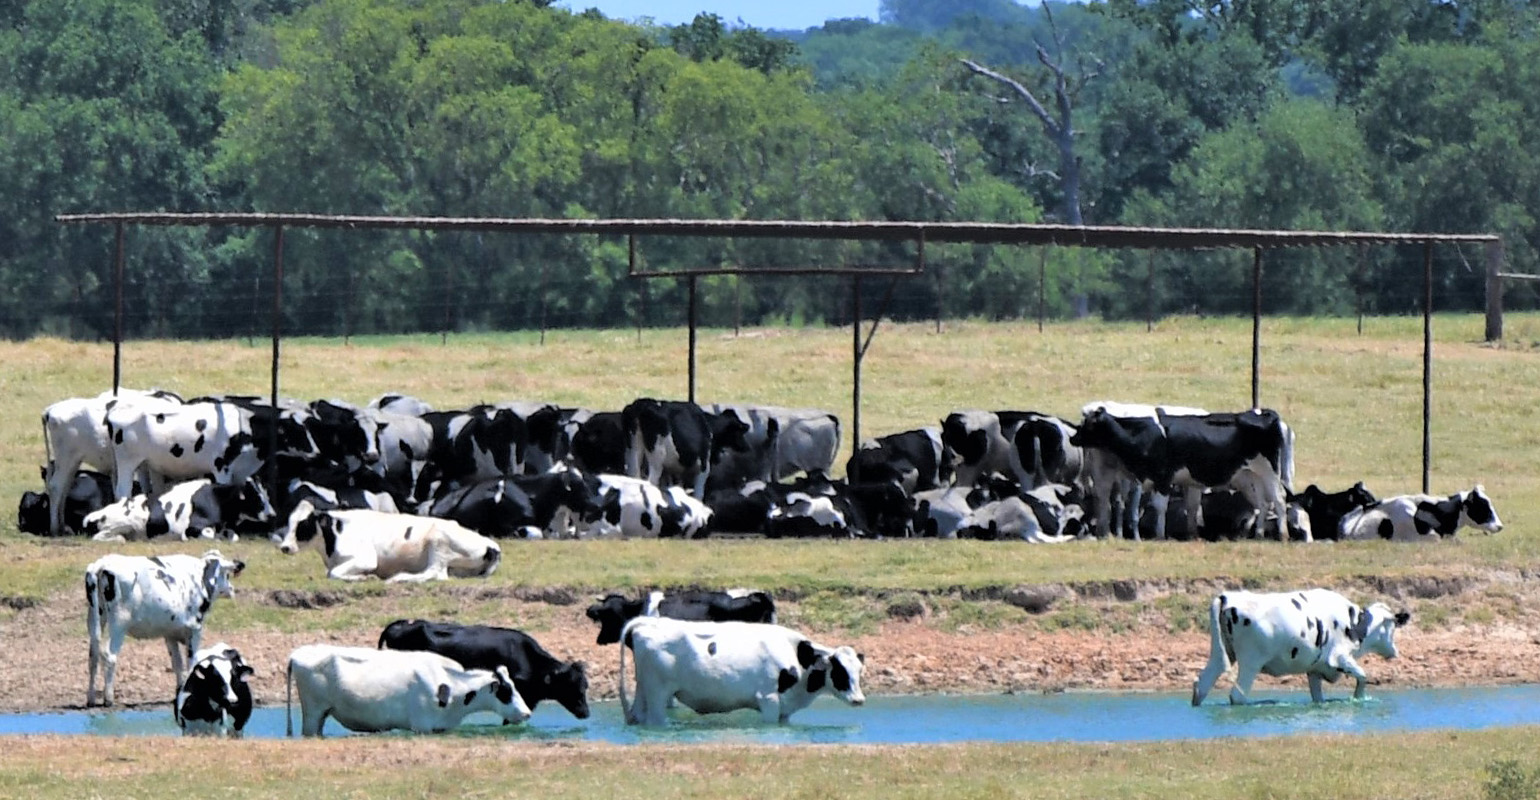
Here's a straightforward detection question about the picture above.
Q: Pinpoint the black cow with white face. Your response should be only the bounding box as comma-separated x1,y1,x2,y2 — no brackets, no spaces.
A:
585,589,778,646
378,619,591,720
1289,482,1378,541
845,427,947,492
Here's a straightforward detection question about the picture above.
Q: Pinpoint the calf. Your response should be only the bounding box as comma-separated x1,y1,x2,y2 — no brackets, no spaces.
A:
276,506,501,582
845,428,947,491
85,550,245,706
83,476,275,542
175,643,255,737
1288,482,1378,542
586,588,778,646
1192,588,1409,705
378,619,591,719
285,644,530,736
1339,485,1502,541
620,618,864,726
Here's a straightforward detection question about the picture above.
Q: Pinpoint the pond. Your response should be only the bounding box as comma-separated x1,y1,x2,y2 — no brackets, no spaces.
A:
5,685,1538,742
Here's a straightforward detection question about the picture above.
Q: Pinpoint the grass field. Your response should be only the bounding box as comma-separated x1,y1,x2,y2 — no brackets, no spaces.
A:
2,314,1538,798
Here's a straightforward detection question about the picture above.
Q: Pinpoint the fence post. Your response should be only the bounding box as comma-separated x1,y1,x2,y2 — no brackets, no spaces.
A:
113,222,124,396
1251,247,1262,410
268,225,286,506
1422,242,1433,494
1486,239,1505,342
850,275,862,484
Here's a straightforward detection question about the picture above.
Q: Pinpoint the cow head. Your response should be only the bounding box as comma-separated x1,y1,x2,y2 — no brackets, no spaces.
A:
1460,485,1503,533
1353,602,1410,660
792,639,865,706
586,594,647,645
200,550,245,600
276,502,334,555
17,491,48,536
549,661,591,720
489,665,532,725
307,400,382,468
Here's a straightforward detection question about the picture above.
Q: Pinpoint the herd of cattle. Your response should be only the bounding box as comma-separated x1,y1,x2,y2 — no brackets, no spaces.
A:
18,389,1507,553
13,387,1495,736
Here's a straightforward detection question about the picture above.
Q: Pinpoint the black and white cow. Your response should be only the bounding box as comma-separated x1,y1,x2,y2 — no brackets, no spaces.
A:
175,643,255,737
1287,482,1378,542
586,589,778,646
106,398,316,500
1339,485,1503,541
424,469,599,539
845,427,947,491
18,467,115,536
496,402,568,474
40,389,181,536
623,399,749,498
276,506,502,582
378,619,591,719
1071,406,1294,541
83,476,276,542
702,404,842,488
85,550,245,707
957,483,1083,542
1010,413,1083,489
567,411,626,476
304,399,383,471
1075,401,1207,540
1192,588,1409,705
755,473,913,539
369,393,435,417
360,405,433,502
420,405,526,490
620,618,865,726
582,474,713,539
285,645,530,736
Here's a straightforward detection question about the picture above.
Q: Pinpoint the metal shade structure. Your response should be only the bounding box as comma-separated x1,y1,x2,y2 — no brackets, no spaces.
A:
57,212,1503,492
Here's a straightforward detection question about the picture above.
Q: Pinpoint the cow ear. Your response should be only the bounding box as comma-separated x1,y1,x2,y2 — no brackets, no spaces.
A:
796,639,818,669
236,665,255,680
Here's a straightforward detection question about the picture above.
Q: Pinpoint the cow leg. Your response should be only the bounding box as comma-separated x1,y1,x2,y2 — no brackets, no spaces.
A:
1308,673,1326,703
1227,660,1261,705
1148,491,1170,541
166,638,188,688
86,625,102,707
1183,488,1202,540
102,626,128,707
757,692,784,724
1336,655,1371,699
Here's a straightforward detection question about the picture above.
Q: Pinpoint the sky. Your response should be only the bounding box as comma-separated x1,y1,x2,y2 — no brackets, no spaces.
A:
555,0,883,31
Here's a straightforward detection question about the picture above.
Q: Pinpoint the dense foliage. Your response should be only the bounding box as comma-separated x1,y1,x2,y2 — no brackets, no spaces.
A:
2,0,1535,339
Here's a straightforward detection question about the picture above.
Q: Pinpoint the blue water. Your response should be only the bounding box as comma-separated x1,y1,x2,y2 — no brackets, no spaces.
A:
4,686,1538,742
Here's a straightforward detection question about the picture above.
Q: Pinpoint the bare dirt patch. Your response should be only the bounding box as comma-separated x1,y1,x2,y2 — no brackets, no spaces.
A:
9,571,1540,714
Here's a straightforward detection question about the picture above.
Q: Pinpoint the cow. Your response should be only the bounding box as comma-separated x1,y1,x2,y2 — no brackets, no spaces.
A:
957,484,1083,542
422,468,598,539
845,427,948,492
85,550,245,707
285,644,530,737
1011,413,1083,489
774,471,916,539
369,393,435,416
586,588,778,646
419,405,527,491
40,389,181,536
83,476,276,542
1287,482,1378,542
276,505,501,582
175,643,255,737
359,405,433,502
702,404,840,488
619,618,865,726
583,474,714,539
623,399,749,498
106,397,317,500
378,619,591,719
1339,485,1503,541
18,467,115,536
1072,405,1294,542
496,402,568,474
567,410,626,476
1192,589,1410,705
304,399,383,471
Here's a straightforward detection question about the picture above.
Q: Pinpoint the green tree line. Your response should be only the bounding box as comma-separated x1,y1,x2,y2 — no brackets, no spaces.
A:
2,0,1535,339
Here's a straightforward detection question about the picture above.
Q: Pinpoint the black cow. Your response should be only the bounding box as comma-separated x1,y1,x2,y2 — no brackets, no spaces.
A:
1288,482,1378,541
585,589,777,646
568,411,626,476
1071,408,1292,541
377,618,591,719
18,468,115,536
426,469,598,539
845,427,948,491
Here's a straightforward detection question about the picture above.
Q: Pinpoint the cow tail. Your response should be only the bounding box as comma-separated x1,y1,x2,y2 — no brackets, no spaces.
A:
617,625,632,723
1208,595,1232,669
285,658,294,737
1279,422,1296,493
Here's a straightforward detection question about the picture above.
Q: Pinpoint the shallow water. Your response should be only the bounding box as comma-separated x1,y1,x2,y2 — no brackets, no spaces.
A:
6,685,1538,742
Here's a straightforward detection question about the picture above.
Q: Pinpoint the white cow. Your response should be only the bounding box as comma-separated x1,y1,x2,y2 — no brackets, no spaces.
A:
40,389,179,535
1339,485,1503,541
275,505,501,582
619,617,865,726
107,398,318,500
285,644,531,737
85,550,245,707
1192,588,1410,706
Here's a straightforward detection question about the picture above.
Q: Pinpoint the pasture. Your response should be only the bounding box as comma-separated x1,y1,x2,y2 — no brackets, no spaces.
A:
1,314,1538,798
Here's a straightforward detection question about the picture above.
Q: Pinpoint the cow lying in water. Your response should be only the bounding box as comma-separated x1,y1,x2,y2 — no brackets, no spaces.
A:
175,643,255,737
1192,588,1409,705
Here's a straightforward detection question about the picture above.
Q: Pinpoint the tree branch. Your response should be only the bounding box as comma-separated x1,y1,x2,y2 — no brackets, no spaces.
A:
959,58,1061,139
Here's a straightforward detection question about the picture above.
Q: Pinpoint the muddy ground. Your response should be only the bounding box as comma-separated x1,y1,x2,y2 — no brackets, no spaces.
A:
6,571,1540,713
